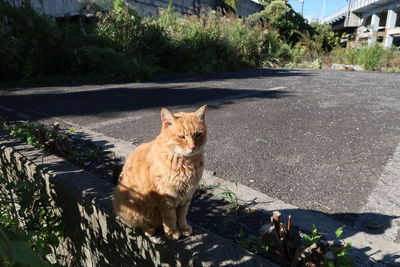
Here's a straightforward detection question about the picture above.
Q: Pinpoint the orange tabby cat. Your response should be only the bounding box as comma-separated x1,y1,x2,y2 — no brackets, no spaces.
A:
113,105,208,240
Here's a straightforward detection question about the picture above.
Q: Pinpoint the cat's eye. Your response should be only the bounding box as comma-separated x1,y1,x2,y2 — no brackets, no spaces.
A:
178,135,185,139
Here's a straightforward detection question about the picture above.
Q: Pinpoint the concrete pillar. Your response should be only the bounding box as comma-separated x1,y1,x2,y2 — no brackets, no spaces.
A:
369,13,380,46
384,9,398,48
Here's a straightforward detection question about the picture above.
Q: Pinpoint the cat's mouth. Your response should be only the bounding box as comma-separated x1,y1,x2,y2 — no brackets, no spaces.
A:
174,147,201,157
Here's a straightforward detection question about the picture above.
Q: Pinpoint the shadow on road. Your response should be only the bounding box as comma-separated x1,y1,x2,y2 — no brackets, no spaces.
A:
153,68,313,83
0,85,293,119
0,67,313,90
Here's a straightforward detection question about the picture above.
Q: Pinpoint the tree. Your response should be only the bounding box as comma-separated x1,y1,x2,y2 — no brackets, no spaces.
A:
247,0,315,44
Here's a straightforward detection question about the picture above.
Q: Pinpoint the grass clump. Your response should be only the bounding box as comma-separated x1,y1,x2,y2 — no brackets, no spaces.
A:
344,45,385,70
354,45,385,70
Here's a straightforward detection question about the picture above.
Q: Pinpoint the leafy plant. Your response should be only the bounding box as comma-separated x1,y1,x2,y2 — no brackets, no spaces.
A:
0,224,52,267
0,173,63,266
237,229,269,256
300,225,354,267
301,224,321,246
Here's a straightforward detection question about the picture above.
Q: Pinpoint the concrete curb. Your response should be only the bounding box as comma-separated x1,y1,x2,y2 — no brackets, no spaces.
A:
202,171,400,266
62,123,400,266
0,131,276,266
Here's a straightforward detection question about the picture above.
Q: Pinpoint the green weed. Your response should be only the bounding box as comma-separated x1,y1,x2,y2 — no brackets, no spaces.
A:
237,229,269,256
301,224,321,246
209,185,240,213
2,120,104,168
301,225,354,267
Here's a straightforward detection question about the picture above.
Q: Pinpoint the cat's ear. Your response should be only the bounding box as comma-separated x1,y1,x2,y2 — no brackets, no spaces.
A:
194,104,208,121
161,108,175,128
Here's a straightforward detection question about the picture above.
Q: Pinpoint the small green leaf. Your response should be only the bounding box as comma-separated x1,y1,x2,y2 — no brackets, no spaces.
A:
302,233,311,241
335,226,345,239
311,224,318,236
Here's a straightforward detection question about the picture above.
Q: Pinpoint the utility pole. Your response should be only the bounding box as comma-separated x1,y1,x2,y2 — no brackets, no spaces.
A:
299,0,304,16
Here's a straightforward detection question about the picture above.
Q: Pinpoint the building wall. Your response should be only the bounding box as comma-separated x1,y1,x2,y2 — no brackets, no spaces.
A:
5,0,261,18
237,0,262,18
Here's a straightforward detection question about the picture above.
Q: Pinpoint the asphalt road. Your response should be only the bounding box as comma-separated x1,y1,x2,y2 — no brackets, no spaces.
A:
1,68,400,220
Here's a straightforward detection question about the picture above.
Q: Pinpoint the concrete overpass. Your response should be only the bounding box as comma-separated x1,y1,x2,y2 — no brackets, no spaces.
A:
323,0,400,48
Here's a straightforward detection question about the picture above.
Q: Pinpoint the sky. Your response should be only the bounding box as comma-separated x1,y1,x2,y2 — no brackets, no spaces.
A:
288,0,348,22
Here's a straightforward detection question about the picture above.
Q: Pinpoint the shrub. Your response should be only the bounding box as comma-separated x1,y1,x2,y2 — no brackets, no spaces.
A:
156,7,250,72
339,44,385,70
0,1,62,81
223,18,261,65
248,0,314,45
380,47,400,69
354,44,385,70
178,21,239,72
72,46,156,80
310,22,340,52
259,30,283,62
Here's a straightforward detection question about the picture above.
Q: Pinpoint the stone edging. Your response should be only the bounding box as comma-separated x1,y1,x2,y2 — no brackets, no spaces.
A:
0,131,276,266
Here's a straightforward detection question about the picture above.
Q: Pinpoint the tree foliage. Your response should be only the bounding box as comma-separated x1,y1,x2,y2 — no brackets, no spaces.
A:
247,0,314,44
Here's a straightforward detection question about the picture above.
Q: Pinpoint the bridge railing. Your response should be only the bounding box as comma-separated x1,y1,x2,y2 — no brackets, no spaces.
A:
323,0,385,24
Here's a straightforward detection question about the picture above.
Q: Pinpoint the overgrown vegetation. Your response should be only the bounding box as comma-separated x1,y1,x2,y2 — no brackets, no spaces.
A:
0,172,63,266
0,0,263,83
332,45,400,71
1,121,104,168
1,0,398,85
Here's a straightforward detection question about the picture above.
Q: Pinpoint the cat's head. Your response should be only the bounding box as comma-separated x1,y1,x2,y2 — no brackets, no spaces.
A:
160,105,208,157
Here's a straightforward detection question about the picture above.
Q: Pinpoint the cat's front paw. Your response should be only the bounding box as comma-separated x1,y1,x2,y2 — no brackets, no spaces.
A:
165,230,181,240
143,227,156,237
179,224,192,236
